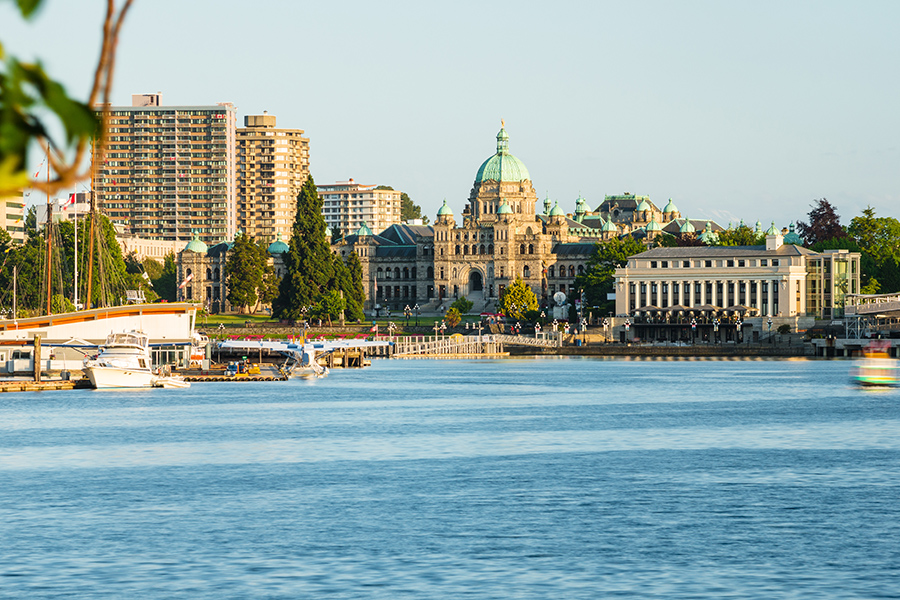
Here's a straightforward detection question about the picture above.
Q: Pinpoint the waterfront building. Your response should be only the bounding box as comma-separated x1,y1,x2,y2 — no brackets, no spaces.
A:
613,227,861,340
1,193,26,244
91,93,237,246
237,113,310,244
319,180,402,237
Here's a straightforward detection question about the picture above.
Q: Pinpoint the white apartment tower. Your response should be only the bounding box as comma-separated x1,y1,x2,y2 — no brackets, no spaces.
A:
91,93,237,246
236,113,310,243
318,179,402,236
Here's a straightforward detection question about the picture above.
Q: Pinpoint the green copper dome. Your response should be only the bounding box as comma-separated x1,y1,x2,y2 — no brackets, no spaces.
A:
267,232,289,254
635,198,652,212
602,219,618,232
646,216,662,232
184,231,208,254
497,200,513,215
437,199,453,217
699,222,718,244
550,201,566,217
765,222,779,235
356,222,374,237
755,220,763,234
663,198,678,213
474,123,531,183
679,218,695,234
783,222,802,245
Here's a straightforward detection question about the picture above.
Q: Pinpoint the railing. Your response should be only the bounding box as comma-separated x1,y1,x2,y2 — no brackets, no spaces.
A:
845,293,900,315
393,334,504,357
491,333,563,348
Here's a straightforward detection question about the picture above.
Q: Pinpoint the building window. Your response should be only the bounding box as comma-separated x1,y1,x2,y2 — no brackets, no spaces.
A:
738,260,745,267
727,260,734,267
650,261,657,269
761,259,768,267
705,260,712,267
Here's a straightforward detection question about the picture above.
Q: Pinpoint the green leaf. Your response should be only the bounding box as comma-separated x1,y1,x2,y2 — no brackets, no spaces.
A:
9,0,44,18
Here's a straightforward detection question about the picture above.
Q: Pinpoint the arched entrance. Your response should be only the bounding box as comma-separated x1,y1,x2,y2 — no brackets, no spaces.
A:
469,271,483,293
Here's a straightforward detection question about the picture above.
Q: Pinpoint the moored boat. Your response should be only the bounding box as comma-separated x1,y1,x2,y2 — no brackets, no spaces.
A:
84,331,155,388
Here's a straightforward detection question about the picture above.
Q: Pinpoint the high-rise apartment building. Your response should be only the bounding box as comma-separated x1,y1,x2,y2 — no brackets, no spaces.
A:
236,113,309,243
91,93,237,246
1,193,25,244
318,179,402,236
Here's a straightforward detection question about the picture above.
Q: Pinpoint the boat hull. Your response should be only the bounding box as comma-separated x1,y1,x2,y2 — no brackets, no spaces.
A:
85,366,155,389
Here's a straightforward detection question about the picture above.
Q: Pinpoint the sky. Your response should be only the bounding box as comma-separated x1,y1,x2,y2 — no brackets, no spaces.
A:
4,0,899,229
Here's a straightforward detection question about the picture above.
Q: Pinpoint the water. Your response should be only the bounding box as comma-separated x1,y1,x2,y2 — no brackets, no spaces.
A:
1,357,899,598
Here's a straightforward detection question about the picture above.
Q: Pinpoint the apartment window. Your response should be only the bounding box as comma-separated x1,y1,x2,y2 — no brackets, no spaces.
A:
772,259,779,266
738,260,745,267
682,261,689,267
661,261,668,268
650,261,658,269
727,260,734,267
705,260,712,267
761,259,768,267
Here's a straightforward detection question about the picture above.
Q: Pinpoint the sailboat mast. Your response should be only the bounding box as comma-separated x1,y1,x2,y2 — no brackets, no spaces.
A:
74,193,79,309
45,164,53,314
86,191,95,309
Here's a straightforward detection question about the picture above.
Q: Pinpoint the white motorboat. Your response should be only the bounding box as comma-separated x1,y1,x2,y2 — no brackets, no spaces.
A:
84,331,156,389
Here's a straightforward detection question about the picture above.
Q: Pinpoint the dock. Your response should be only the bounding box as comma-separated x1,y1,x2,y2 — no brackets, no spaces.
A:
0,379,92,393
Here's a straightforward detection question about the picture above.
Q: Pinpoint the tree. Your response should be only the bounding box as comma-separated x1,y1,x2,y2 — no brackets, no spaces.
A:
796,199,846,246
499,277,539,319
225,233,268,313
274,175,335,319
343,251,367,321
574,236,645,312
401,193,428,224
0,1,134,197
451,296,473,314
313,289,346,326
445,307,462,327
848,206,900,268
715,224,765,247
656,232,705,247
153,253,178,302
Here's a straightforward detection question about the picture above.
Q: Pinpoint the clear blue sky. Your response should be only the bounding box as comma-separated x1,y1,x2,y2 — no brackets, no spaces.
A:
5,0,899,229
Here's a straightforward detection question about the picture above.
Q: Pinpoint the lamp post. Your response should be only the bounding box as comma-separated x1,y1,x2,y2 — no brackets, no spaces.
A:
691,318,697,344
601,317,608,343
433,320,439,340
414,303,420,327
736,317,743,343
713,317,720,344
767,316,773,343
404,304,411,328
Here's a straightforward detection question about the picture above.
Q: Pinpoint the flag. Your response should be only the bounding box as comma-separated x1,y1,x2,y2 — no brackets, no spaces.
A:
178,272,193,289
61,193,76,211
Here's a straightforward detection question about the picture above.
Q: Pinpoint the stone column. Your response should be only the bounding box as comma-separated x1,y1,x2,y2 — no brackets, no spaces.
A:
666,280,673,308
711,280,718,307
755,280,762,314
767,278,774,317
689,280,696,307
700,280,707,305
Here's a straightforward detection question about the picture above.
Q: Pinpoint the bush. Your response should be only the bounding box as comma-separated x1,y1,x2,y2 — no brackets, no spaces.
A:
445,307,462,327
777,324,791,335
450,296,474,314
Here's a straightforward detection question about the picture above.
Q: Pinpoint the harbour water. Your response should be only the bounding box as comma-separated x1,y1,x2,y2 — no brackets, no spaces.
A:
1,357,899,598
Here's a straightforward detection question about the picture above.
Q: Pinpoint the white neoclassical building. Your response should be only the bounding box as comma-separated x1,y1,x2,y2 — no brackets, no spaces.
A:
613,230,861,341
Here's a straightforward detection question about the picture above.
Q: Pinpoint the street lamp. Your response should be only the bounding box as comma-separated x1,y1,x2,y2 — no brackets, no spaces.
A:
736,317,743,343
601,317,608,343
404,304,411,328
767,316,773,343
414,303,420,327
